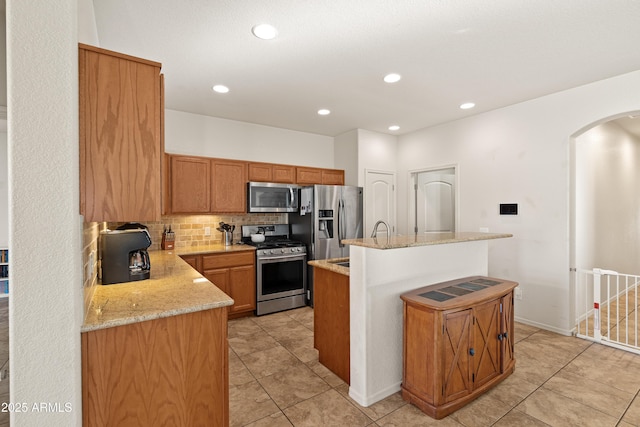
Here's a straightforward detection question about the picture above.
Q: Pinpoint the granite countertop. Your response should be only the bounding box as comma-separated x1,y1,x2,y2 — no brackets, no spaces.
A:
82,244,256,332
342,231,513,250
308,257,350,276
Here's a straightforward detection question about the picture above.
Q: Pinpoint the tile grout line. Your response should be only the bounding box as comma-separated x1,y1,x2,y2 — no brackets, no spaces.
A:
236,311,378,426
490,330,594,426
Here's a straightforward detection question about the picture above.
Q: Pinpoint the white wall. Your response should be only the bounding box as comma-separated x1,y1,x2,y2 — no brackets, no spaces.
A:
334,129,358,186
397,70,640,334
165,109,334,167
356,129,397,187
8,0,83,425
576,120,640,275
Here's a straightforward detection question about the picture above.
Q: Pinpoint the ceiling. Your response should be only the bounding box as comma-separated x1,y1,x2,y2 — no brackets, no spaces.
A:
92,0,640,137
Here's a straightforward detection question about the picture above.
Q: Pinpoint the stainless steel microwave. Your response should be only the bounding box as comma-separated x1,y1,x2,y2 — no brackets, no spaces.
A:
247,182,300,213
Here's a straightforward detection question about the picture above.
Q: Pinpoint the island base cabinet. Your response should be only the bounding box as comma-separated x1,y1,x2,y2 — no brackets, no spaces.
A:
82,308,229,427
401,276,517,420
313,267,350,384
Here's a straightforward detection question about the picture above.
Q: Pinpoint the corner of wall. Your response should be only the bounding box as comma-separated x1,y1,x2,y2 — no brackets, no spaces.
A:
82,221,103,319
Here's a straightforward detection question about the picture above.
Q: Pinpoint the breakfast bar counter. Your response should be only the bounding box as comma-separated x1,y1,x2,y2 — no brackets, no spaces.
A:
342,231,512,249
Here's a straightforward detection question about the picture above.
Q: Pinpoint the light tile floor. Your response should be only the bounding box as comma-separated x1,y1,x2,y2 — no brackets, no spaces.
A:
1,301,639,426
229,307,640,427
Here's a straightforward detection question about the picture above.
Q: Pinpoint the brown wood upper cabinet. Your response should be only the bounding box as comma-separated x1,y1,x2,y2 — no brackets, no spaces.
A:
79,43,163,222
166,155,246,214
296,166,345,185
170,155,211,213
165,153,347,214
211,159,247,213
248,162,296,184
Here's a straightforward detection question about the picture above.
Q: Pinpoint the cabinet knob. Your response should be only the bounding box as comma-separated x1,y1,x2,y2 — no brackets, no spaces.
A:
497,333,503,341
503,332,508,339
469,348,475,356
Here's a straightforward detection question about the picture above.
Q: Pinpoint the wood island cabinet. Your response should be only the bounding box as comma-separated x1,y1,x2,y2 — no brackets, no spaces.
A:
79,43,163,222
82,308,229,427
401,276,517,419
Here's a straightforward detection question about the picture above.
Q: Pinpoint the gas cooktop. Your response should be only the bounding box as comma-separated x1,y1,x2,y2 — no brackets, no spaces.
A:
240,224,306,250
245,239,305,249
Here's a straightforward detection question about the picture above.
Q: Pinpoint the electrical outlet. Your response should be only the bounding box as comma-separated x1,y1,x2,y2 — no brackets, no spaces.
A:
515,287,523,300
87,250,95,278
204,226,211,236
479,227,489,233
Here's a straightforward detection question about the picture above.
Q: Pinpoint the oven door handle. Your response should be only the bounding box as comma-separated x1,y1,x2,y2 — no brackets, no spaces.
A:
258,255,306,262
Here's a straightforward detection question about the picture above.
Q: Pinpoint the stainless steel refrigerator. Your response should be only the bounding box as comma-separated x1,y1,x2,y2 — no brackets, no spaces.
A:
289,185,363,306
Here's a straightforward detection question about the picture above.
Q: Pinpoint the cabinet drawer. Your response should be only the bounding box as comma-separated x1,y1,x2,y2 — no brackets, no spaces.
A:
202,251,255,269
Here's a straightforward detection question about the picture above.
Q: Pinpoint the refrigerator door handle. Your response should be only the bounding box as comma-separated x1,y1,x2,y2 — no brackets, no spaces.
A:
338,199,345,248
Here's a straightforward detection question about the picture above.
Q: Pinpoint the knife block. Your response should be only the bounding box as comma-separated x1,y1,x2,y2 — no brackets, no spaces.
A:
161,230,175,250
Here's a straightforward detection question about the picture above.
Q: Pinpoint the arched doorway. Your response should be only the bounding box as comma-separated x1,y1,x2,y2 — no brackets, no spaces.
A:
571,111,640,353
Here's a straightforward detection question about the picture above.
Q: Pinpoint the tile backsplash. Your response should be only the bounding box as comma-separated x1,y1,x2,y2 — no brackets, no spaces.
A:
83,213,286,317
109,213,287,251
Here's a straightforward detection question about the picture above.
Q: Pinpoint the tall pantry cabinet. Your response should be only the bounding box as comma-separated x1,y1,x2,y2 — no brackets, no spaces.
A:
79,44,163,222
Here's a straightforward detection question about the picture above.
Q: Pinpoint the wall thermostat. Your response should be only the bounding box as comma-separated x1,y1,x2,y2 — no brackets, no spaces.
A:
499,203,518,215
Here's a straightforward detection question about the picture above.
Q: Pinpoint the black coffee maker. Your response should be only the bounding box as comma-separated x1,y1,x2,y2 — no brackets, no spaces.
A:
100,229,152,285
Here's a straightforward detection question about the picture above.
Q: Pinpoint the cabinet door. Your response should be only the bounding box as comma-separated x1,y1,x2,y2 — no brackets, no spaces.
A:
500,292,515,372
204,268,229,295
272,165,296,183
322,169,345,185
79,45,162,222
171,155,211,213
442,309,472,403
211,159,247,213
82,309,228,427
296,167,323,185
180,255,202,273
228,265,255,314
472,298,501,389
248,163,272,182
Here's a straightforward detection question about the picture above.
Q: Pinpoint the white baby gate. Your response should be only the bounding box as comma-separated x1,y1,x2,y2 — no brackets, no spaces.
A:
574,268,640,355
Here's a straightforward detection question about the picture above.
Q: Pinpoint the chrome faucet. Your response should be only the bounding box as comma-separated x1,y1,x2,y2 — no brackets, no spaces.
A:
370,220,390,238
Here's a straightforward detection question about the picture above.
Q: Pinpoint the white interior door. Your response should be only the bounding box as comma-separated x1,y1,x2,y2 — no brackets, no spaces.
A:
415,168,456,233
365,170,396,237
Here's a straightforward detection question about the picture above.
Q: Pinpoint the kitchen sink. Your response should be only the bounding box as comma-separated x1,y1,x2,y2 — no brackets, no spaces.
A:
333,261,350,268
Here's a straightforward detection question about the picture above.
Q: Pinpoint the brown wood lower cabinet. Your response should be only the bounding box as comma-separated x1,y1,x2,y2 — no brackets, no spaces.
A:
189,251,256,319
82,308,228,427
313,267,350,384
400,276,517,419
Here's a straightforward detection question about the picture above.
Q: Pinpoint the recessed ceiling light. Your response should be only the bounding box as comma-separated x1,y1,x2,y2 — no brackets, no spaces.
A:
384,73,402,83
252,24,278,40
317,109,331,116
388,125,400,131
212,85,229,94
460,102,475,110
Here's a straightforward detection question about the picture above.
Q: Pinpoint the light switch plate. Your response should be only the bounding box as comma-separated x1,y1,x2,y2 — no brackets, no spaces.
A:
204,226,211,236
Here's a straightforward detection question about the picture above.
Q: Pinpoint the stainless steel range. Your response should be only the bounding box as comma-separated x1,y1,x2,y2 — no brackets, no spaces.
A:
241,224,307,316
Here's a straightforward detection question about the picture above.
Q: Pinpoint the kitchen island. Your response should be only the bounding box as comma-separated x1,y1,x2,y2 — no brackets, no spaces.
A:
340,232,512,407
82,244,254,427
